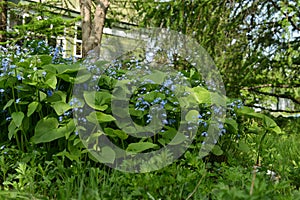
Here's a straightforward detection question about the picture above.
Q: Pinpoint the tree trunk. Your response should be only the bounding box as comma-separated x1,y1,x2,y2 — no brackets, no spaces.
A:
80,0,110,58
0,0,7,43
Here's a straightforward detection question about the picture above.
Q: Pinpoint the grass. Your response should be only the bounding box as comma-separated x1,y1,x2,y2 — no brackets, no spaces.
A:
0,130,299,200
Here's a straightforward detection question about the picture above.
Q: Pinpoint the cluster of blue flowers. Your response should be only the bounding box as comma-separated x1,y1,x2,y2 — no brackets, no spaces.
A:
227,99,243,118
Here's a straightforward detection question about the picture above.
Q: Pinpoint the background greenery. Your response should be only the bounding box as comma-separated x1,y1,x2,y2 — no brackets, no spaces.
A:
0,0,299,199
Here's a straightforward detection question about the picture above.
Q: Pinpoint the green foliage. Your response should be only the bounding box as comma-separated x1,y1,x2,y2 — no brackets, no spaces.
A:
2,0,79,46
133,0,300,113
1,3,299,195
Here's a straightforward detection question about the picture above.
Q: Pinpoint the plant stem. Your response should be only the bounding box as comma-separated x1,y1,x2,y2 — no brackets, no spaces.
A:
185,172,207,200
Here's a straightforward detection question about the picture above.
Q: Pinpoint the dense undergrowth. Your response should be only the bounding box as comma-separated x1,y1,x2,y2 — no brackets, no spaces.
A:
0,41,299,199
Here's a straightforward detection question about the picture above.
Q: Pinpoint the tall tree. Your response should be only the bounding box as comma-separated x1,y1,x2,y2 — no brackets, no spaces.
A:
133,0,300,114
80,0,110,58
0,0,7,43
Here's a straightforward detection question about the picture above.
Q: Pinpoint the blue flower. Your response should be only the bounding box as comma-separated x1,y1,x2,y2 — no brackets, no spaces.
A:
16,98,21,104
17,74,24,80
0,89,4,93
163,79,173,87
162,119,168,125
47,90,53,96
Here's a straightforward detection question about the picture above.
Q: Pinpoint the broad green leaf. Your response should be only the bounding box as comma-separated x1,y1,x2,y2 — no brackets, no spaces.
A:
57,74,72,83
104,128,128,140
50,63,82,74
11,112,24,128
39,91,47,101
84,91,110,111
86,112,98,124
31,118,76,144
185,110,199,123
237,106,263,118
210,92,226,106
192,87,211,104
46,91,67,103
113,130,128,140
38,55,53,65
96,112,116,122
8,121,18,140
75,71,92,84
51,102,72,115
27,102,40,117
42,64,57,74
89,146,116,164
161,128,177,140
238,106,281,134
169,132,187,145
86,111,116,123
3,99,14,110
126,142,158,153
263,116,277,129
32,117,59,143
45,73,57,89
225,118,238,134
211,145,223,156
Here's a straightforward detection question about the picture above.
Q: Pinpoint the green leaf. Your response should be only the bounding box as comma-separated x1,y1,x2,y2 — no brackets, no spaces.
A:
169,132,187,145
56,149,79,162
225,118,238,134
113,129,128,140
192,87,211,104
39,91,47,101
8,121,18,140
45,73,57,89
86,111,116,123
84,91,110,111
32,117,59,143
46,91,67,103
11,112,24,128
211,145,223,156
49,63,82,74
31,118,76,144
27,102,40,117
96,112,116,123
238,106,281,134
75,71,92,84
38,55,53,66
210,92,226,106
104,128,128,140
238,141,250,152
90,146,116,164
126,142,158,153
185,110,199,123
51,102,72,116
3,99,14,110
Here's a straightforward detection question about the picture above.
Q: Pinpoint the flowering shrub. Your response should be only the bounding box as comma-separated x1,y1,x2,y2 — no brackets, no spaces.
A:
0,41,77,153
0,42,283,167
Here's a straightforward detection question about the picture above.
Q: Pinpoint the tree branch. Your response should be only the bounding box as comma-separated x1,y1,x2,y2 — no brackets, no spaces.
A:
242,83,300,90
270,0,300,31
245,104,300,114
248,89,300,105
